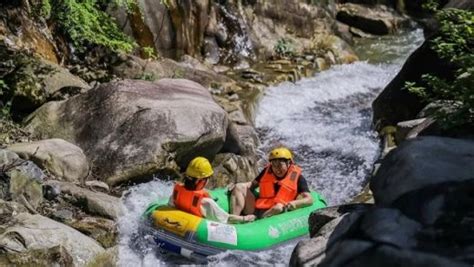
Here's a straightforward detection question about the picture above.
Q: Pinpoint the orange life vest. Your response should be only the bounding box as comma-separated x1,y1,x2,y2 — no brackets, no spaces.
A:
255,164,301,210
172,183,210,217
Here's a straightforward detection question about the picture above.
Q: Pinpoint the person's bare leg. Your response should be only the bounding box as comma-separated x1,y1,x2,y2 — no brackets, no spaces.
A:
242,188,255,215
230,182,255,215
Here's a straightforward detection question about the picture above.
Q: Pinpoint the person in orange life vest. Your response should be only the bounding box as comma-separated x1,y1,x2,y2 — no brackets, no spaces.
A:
169,156,256,223
230,147,313,218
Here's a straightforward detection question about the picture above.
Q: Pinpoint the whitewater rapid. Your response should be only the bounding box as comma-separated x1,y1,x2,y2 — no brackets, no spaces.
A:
117,29,424,266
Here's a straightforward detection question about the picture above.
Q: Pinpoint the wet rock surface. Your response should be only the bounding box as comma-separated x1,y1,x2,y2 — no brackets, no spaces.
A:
294,137,474,267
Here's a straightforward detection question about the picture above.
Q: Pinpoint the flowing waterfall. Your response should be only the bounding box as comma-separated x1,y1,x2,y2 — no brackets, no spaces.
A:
118,29,424,266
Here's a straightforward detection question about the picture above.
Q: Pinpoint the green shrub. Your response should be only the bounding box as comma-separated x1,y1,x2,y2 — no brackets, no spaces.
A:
273,38,295,57
49,0,136,53
406,8,474,128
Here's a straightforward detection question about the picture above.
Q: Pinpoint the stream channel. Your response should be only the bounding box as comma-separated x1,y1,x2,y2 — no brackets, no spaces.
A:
118,28,425,266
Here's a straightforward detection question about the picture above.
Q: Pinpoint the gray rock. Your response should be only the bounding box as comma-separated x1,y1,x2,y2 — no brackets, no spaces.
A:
321,241,468,267
210,153,258,187
222,123,260,156
6,160,45,212
0,245,74,267
112,56,233,88
359,208,420,248
85,180,110,192
69,216,117,248
7,139,89,183
0,149,21,165
52,209,74,222
336,3,408,35
46,181,122,220
309,204,372,237
25,79,229,185
204,36,220,65
0,213,104,266
291,215,347,266
395,118,430,143
43,183,61,201
371,136,474,206
320,240,375,267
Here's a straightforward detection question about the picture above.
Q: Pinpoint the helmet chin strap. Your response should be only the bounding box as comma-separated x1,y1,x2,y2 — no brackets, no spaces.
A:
195,179,207,190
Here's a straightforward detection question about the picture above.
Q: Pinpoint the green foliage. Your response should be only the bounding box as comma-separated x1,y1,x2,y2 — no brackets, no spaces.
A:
421,0,440,12
274,38,295,58
406,8,474,128
137,72,156,81
40,0,52,18
102,0,137,11
142,46,157,60
50,0,136,53
172,69,185,79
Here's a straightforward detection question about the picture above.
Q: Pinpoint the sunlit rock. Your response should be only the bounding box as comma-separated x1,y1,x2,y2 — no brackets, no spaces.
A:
25,79,229,185
45,180,122,220
7,139,89,183
0,213,104,266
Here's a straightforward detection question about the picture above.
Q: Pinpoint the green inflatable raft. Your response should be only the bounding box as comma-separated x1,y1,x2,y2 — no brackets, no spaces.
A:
141,188,326,261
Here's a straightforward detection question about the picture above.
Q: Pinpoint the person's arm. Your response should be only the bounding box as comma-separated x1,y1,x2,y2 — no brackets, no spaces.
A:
286,175,313,210
285,192,313,210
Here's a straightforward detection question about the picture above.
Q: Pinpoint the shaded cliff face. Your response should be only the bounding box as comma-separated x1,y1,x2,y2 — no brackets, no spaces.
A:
113,0,339,65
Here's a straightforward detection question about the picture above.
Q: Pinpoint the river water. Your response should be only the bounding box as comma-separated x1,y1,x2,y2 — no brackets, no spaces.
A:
117,29,424,266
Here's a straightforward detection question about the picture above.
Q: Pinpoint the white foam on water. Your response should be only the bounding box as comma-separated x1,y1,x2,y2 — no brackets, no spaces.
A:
118,29,424,266
255,61,397,205
117,179,174,266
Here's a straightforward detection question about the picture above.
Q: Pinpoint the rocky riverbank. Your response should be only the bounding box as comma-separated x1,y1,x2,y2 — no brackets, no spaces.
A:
1,0,471,266
291,0,473,266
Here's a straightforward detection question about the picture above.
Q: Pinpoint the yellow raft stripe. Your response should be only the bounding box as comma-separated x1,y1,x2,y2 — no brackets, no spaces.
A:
151,206,202,237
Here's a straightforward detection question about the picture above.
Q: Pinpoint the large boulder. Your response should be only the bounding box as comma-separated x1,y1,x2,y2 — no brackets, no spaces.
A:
0,213,104,266
371,1,472,129
304,137,474,266
372,39,451,128
25,79,229,185
1,52,89,119
290,204,372,266
7,139,89,183
316,207,471,267
371,136,474,206
336,3,409,35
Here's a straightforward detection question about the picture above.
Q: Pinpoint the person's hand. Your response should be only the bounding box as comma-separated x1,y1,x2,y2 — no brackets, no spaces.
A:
261,203,284,218
285,202,297,211
243,214,256,222
273,203,285,213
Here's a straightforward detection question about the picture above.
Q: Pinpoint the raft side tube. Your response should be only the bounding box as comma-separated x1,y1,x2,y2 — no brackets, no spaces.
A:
144,188,326,252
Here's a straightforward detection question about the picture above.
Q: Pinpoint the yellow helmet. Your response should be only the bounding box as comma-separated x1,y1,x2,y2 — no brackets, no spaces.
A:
185,157,214,179
268,147,293,161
